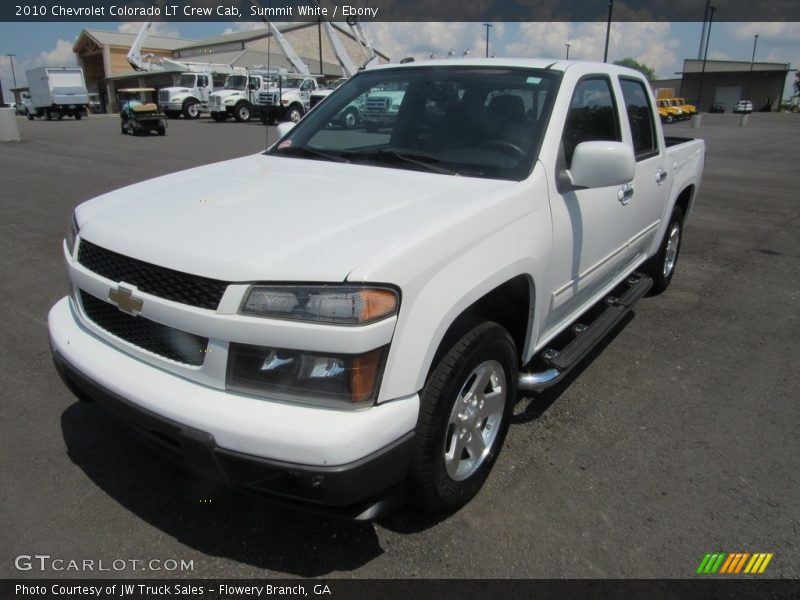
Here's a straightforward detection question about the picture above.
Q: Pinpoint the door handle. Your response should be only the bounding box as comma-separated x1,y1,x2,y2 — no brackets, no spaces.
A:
655,168,668,183
617,183,635,205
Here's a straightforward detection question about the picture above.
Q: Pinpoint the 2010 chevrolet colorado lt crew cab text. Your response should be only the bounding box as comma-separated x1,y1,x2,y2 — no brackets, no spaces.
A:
49,59,705,519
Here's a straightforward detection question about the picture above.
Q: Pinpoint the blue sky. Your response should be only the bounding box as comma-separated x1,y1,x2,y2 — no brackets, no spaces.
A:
1,21,798,98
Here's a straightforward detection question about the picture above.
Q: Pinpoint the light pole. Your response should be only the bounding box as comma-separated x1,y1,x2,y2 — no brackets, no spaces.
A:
696,5,716,112
745,34,759,103
483,23,492,58
698,0,711,59
565,43,572,59
5,54,17,89
603,0,614,62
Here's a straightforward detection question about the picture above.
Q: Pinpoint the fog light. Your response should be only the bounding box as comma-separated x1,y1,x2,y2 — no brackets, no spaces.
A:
227,343,387,408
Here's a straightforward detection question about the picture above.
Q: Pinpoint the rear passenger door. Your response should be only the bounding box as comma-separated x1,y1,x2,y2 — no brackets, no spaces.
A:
616,76,667,261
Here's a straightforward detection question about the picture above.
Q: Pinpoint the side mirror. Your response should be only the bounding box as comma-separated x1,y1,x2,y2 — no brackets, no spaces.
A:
566,141,635,189
276,121,296,138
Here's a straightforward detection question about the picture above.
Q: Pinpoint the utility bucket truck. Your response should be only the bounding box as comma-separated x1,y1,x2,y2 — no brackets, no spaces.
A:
208,70,277,122
126,22,244,119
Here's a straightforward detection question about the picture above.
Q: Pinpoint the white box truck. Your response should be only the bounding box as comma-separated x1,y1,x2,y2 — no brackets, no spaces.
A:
25,66,89,121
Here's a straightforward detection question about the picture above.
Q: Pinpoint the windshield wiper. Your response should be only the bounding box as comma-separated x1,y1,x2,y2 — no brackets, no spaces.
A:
373,149,459,176
276,145,350,163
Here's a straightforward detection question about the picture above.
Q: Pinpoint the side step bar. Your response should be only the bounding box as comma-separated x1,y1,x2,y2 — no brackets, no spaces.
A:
518,272,653,392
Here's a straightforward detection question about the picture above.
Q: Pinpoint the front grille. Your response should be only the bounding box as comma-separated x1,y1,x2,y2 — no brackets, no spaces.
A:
158,90,170,103
258,92,278,106
80,291,208,366
78,240,228,310
365,97,390,113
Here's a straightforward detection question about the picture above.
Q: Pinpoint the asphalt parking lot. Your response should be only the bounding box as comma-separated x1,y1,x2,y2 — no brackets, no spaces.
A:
1,112,798,579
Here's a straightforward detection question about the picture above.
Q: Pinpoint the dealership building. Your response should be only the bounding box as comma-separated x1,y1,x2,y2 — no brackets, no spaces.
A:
71,23,389,111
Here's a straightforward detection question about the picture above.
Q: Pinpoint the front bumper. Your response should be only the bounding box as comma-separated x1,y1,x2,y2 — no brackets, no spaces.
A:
48,297,418,517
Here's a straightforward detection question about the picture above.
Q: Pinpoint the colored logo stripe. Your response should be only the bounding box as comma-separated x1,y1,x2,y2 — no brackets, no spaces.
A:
697,553,773,574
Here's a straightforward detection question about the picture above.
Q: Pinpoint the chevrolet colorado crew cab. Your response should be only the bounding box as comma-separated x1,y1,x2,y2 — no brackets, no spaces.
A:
49,59,704,519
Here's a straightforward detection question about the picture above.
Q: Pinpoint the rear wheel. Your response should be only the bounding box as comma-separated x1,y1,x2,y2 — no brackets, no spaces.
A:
45,109,52,121
406,321,518,514
26,110,34,121
75,112,82,120
642,205,684,295
157,125,166,136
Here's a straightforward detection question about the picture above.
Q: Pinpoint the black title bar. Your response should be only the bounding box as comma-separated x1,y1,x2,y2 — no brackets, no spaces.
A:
3,0,800,22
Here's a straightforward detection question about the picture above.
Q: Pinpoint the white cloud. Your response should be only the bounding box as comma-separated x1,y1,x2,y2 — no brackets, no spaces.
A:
117,22,181,38
724,22,800,47
222,22,266,35
1,39,77,98
506,22,679,78
367,22,502,62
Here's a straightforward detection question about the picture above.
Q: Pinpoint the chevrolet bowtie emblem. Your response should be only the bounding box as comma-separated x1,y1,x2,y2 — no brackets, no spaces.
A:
108,285,144,316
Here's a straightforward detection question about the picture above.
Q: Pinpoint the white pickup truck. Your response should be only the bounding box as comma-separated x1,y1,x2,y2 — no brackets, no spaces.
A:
49,59,704,519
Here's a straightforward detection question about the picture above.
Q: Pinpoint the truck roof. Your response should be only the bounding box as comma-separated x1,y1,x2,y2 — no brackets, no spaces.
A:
364,58,645,78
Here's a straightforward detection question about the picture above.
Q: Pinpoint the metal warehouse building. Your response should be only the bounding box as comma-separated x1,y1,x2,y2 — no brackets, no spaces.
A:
72,23,389,111
678,59,793,112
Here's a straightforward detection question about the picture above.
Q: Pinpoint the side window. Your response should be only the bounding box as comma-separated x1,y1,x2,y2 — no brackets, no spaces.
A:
197,75,208,88
619,78,658,160
562,77,620,166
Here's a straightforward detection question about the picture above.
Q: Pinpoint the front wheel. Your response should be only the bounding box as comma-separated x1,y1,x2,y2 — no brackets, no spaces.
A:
183,100,200,119
286,105,303,123
234,103,252,122
341,107,358,129
406,321,518,514
642,205,684,295
26,110,34,121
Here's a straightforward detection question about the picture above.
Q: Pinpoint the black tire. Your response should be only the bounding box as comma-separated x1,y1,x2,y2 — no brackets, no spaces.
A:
642,205,684,295
182,100,200,119
406,321,518,514
45,109,52,121
120,122,126,135
26,110,34,121
341,107,359,129
234,102,252,122
286,105,303,123
75,112,82,120
157,126,166,136
212,112,227,122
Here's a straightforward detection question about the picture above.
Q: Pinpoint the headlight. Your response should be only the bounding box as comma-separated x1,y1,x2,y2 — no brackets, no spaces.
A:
66,213,79,255
225,99,236,105
227,343,387,408
242,286,398,325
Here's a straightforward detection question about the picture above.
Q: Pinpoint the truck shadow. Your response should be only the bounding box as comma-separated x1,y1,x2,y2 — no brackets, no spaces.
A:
60,313,636,553
60,405,383,576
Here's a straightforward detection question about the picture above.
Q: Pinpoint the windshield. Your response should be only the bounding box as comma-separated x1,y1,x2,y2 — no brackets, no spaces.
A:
224,76,247,90
177,74,196,88
283,78,305,88
267,66,560,181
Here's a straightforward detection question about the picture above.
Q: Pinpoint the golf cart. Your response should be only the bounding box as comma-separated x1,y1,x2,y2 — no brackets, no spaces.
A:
118,88,166,136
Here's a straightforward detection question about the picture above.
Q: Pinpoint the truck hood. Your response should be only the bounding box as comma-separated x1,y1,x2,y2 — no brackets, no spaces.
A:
76,154,515,283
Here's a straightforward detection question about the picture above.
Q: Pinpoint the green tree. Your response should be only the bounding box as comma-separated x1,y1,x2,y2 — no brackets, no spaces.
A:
613,58,657,81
